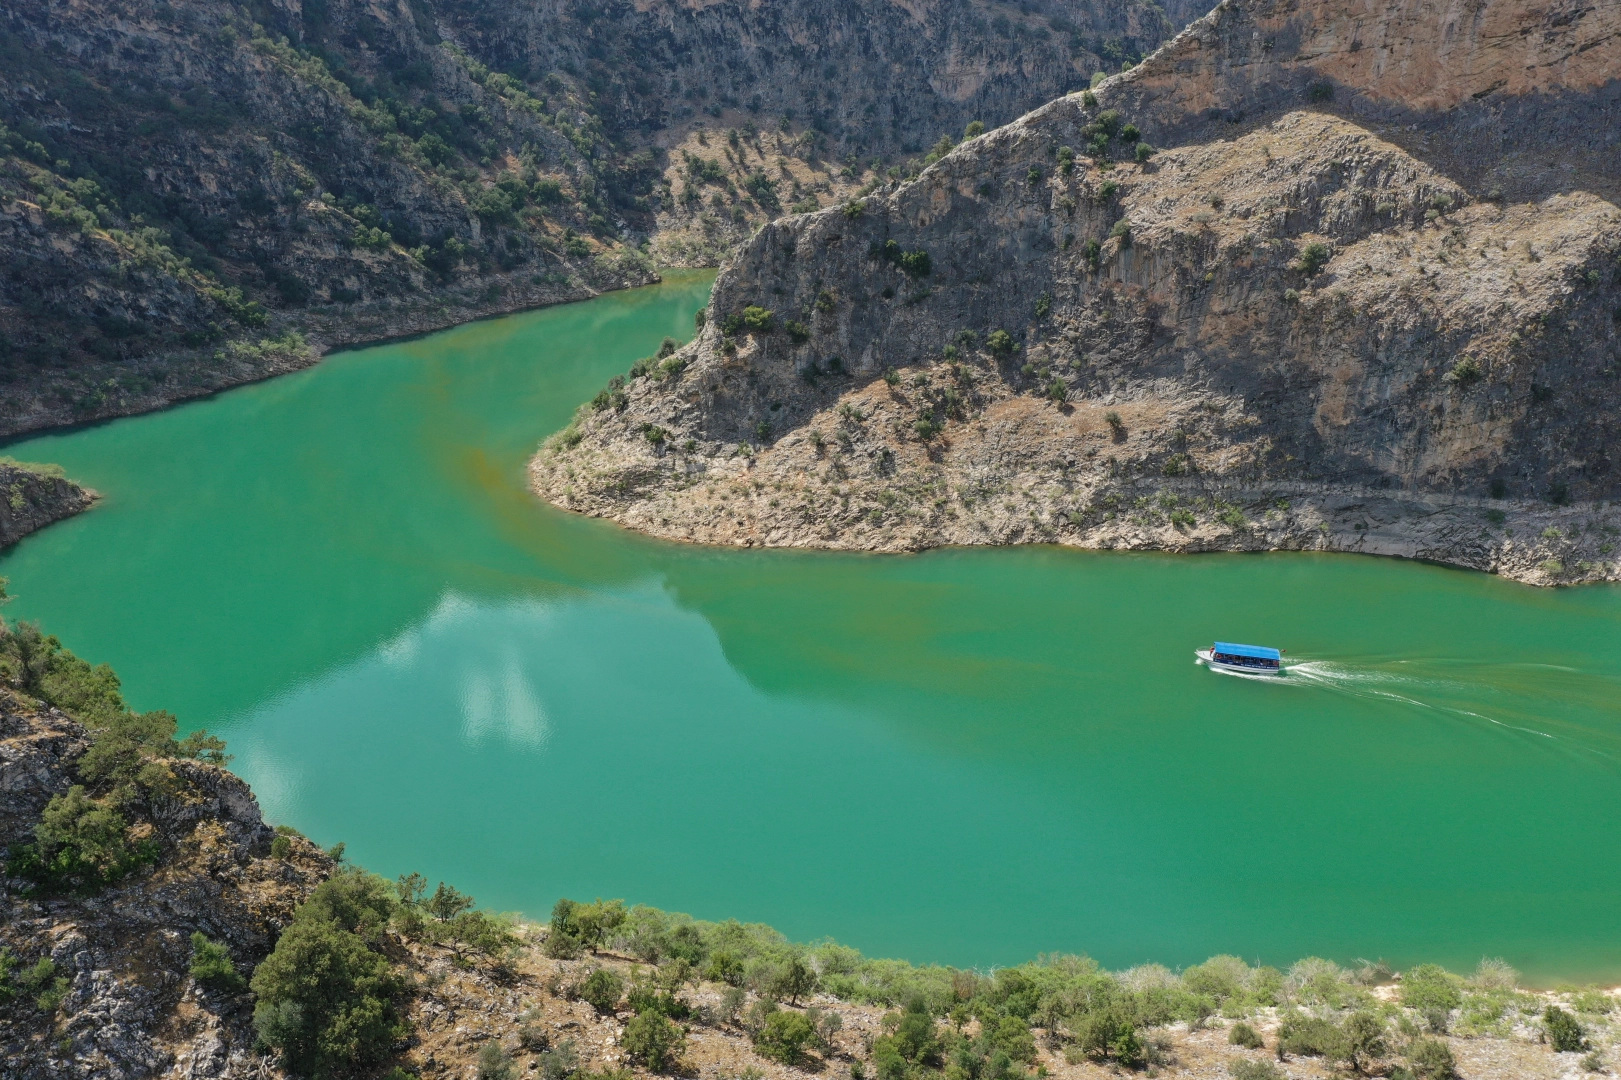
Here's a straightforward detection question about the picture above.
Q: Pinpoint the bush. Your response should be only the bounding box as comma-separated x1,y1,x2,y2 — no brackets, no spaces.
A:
190,933,245,992
251,871,406,1078
1545,1005,1585,1051
1401,964,1461,1015
1110,219,1132,246
985,330,1017,356
1444,357,1483,386
624,1009,686,1070
579,968,625,1013
1277,1012,1343,1058
1296,242,1332,276
1071,1005,1142,1065
479,1041,518,1080
741,306,774,332
1228,1022,1264,1049
1407,1037,1456,1079
1229,1062,1284,1080
13,956,69,1011
754,1009,818,1064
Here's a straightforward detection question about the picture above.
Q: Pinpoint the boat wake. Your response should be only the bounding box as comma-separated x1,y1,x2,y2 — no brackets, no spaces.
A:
1275,657,1621,761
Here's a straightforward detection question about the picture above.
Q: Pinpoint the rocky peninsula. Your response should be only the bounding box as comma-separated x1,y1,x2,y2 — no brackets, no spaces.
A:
532,0,1621,586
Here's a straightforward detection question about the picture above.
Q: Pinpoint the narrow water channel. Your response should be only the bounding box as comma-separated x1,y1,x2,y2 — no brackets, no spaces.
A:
6,271,1621,980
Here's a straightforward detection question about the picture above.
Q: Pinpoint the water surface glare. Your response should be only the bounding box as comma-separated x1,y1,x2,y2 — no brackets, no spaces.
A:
6,272,1621,981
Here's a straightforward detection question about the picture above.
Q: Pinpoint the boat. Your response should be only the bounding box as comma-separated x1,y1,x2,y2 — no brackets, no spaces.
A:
1196,641,1284,676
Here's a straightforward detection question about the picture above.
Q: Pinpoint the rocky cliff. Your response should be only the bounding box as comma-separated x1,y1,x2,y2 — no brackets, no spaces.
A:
0,0,1193,438
0,461,95,548
532,0,1621,585
0,691,333,1078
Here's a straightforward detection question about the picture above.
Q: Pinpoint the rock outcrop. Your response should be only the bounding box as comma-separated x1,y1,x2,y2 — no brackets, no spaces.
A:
0,461,94,548
0,691,333,1079
532,0,1621,585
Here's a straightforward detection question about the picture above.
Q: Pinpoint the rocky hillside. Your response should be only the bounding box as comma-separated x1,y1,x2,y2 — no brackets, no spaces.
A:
0,0,1195,439
0,460,94,548
3,683,1617,1080
532,0,1621,586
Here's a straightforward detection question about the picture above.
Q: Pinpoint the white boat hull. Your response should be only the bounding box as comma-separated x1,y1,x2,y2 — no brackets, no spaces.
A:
1196,648,1284,676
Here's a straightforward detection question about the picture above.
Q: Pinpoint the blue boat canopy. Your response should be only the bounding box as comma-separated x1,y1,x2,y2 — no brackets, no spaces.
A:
1213,642,1281,660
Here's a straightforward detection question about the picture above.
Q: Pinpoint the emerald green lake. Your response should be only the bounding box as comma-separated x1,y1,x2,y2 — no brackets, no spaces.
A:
6,271,1621,982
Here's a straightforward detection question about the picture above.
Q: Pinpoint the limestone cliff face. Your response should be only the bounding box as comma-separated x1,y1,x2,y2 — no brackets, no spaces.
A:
0,461,95,548
533,0,1621,585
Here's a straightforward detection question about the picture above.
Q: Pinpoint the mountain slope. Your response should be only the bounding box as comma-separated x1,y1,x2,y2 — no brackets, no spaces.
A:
0,0,1190,438
531,0,1621,585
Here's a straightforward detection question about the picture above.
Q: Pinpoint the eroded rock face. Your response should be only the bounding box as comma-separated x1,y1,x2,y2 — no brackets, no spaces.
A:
0,692,330,1079
532,0,1621,585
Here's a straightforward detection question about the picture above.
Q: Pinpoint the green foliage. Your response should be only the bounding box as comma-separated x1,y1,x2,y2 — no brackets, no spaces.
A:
1134,143,1156,163
1545,1005,1585,1051
1228,1021,1264,1048
1296,241,1332,276
1444,356,1483,386
1071,1003,1142,1065
1406,1037,1457,1079
1277,1011,1343,1058
964,121,985,138
8,783,158,894
580,967,625,1013
8,954,69,1012
251,868,407,1078
1401,964,1462,1015
985,330,1017,356
741,306,775,332
190,932,245,992
479,1041,518,1080
1082,238,1102,272
1229,1063,1284,1080
1109,219,1132,246
754,1009,818,1064
623,1010,685,1071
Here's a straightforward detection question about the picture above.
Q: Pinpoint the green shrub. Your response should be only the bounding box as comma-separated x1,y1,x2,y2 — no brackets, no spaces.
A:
623,1009,686,1070
479,1041,518,1080
1406,1037,1456,1079
1545,1005,1585,1051
579,968,625,1013
1444,357,1483,386
1083,238,1102,271
754,1009,818,1064
986,330,1017,356
1110,219,1132,246
1071,1004,1142,1065
1402,964,1462,1015
1229,1062,1284,1080
190,933,245,992
1277,1012,1343,1058
1134,143,1156,163
251,869,407,1077
1227,1022,1263,1049
14,956,69,1012
741,306,774,332
785,320,810,343
1296,242,1332,276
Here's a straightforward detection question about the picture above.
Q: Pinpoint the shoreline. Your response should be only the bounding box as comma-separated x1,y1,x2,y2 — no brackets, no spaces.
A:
0,264,662,442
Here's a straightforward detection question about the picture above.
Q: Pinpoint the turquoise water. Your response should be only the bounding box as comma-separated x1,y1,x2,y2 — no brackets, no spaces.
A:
6,271,1621,981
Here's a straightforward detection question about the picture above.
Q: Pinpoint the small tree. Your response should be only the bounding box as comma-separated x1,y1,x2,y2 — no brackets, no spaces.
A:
1295,241,1332,276
1339,1011,1387,1074
624,1009,686,1071
755,1009,819,1064
479,1042,518,1080
1406,1037,1457,1079
189,933,244,992
1228,1022,1264,1049
578,968,625,1014
1544,1005,1585,1052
